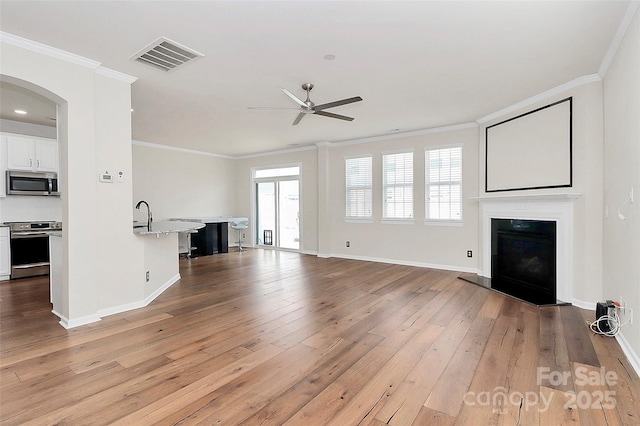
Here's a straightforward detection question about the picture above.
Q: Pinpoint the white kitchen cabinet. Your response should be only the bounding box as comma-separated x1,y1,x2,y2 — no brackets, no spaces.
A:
6,135,58,173
0,227,10,281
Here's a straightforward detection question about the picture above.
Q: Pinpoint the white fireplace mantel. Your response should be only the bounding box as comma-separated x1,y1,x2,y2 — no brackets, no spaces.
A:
474,193,582,303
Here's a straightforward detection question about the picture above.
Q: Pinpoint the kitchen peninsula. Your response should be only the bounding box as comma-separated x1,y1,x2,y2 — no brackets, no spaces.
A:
133,220,205,236
49,219,206,328
132,219,205,311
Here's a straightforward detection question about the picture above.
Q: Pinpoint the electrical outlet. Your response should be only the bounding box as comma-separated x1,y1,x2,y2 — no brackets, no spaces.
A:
346,241,350,248
242,233,246,239
617,296,633,325
145,271,150,282
619,295,626,313
467,250,472,258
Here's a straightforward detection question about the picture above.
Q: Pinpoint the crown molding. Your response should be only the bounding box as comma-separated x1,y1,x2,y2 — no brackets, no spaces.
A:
132,140,234,159
598,2,640,78
1,32,137,84
0,31,101,70
476,74,601,125
234,144,318,160
329,122,478,148
95,66,137,84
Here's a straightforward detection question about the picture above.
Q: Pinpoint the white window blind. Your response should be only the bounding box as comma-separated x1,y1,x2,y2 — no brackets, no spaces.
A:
382,152,413,219
345,157,372,218
425,146,462,220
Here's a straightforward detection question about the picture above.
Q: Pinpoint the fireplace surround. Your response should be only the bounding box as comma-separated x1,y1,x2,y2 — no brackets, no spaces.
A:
476,194,580,304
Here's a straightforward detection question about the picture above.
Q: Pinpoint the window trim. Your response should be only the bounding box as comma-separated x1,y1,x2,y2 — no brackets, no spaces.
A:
425,143,463,223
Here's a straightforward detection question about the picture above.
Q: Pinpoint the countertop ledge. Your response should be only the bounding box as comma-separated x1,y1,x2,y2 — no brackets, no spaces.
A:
133,220,205,236
170,216,249,224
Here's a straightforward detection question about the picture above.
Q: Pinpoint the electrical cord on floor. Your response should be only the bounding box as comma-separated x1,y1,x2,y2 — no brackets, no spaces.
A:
588,308,631,337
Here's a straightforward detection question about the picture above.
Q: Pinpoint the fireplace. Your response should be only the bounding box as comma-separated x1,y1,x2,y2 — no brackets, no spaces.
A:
477,194,579,304
491,219,556,305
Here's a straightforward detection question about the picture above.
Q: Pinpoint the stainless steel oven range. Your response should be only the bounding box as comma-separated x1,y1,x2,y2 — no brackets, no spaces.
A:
8,221,62,279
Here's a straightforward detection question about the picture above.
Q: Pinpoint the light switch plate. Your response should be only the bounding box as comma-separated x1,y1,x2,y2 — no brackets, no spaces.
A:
99,173,114,183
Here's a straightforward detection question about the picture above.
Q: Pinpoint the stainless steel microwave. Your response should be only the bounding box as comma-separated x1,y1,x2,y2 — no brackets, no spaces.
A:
6,170,60,196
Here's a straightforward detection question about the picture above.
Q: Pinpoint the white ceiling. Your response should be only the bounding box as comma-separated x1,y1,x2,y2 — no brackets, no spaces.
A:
0,81,57,127
0,1,632,156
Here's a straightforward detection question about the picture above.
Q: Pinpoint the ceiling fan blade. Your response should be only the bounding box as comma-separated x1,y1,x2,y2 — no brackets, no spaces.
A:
313,96,363,111
314,110,355,121
247,106,300,110
281,88,308,108
292,112,306,125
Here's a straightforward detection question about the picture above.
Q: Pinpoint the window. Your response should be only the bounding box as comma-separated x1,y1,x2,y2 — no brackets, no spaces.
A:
382,152,413,219
425,145,462,221
254,166,300,179
345,156,372,218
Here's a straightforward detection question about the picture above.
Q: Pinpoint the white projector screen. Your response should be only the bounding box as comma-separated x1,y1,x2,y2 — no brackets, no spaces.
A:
485,97,572,192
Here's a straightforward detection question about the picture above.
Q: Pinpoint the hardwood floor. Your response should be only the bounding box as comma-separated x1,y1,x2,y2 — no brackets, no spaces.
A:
1,250,638,425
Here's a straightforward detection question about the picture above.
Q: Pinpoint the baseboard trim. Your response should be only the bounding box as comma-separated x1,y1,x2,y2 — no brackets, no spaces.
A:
570,298,596,310
53,310,101,329
615,330,640,378
97,273,181,319
97,301,145,318
299,249,318,256
144,274,180,306
56,274,181,329
320,253,479,274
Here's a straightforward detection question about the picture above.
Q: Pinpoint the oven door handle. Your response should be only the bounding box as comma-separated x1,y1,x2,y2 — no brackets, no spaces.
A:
11,232,50,239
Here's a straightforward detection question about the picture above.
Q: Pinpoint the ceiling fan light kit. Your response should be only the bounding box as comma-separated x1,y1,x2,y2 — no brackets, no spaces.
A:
252,83,362,125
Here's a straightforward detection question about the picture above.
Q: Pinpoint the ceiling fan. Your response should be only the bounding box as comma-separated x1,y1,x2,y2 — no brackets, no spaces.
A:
249,83,362,125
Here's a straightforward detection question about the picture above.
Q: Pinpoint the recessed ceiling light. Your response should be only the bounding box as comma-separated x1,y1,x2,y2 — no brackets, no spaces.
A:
323,54,336,61
14,109,27,115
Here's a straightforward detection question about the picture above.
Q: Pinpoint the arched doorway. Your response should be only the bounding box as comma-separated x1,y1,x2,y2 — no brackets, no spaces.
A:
1,76,67,319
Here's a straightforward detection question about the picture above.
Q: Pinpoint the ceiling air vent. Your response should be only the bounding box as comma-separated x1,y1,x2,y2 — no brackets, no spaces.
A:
131,37,204,72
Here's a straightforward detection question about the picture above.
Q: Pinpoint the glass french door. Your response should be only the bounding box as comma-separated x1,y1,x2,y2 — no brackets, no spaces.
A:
256,178,299,250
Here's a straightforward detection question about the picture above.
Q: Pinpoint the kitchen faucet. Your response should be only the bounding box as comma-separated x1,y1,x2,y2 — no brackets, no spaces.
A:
135,200,152,230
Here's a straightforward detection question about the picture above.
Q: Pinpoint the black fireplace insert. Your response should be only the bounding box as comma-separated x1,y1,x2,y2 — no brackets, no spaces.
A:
491,219,556,305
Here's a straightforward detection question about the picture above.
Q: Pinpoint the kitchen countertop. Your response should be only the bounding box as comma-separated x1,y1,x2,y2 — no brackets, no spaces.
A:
170,216,249,224
133,220,205,236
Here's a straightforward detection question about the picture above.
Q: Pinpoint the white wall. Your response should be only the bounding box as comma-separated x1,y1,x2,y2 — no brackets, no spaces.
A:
0,36,143,326
326,126,479,271
0,196,62,222
94,72,144,313
603,8,640,368
478,80,604,306
143,232,179,300
234,148,318,253
132,143,236,221
233,126,478,273
0,119,56,138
